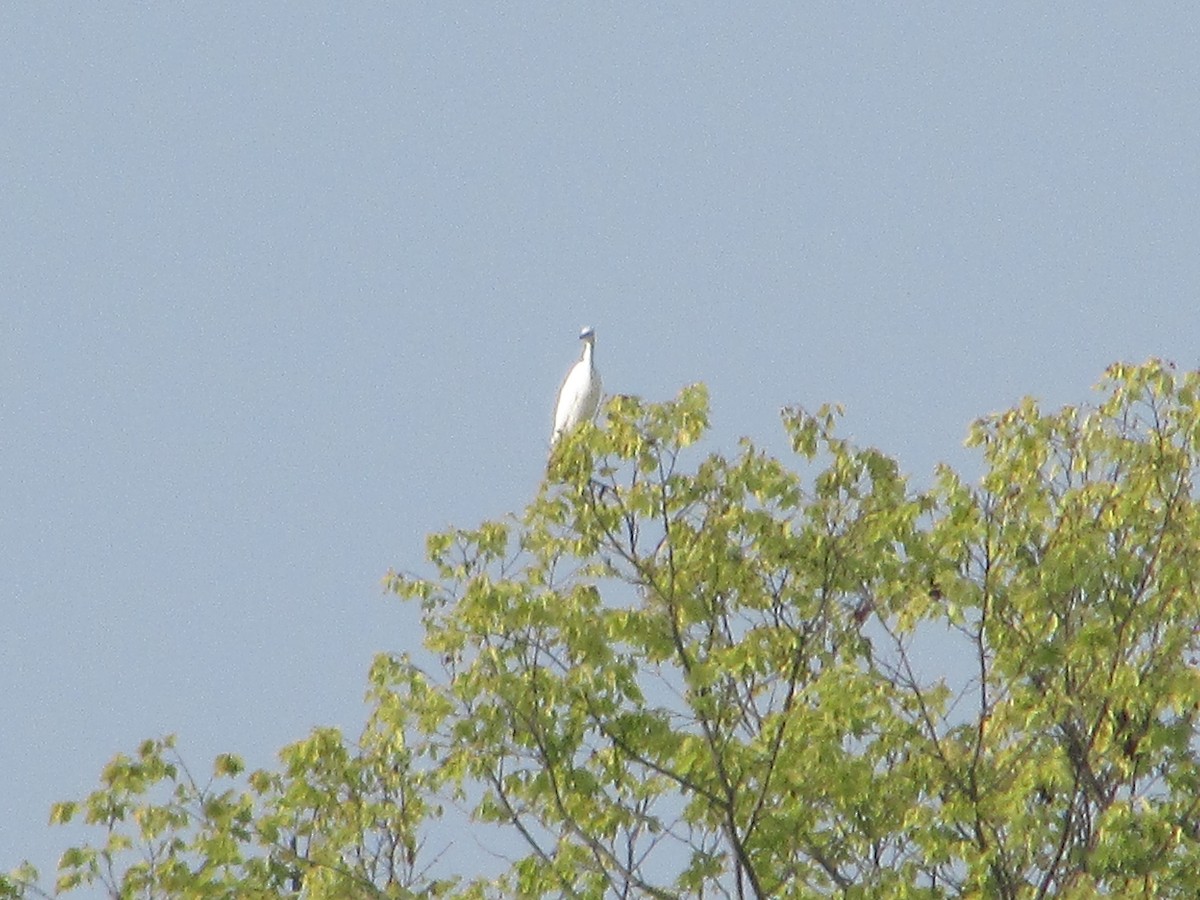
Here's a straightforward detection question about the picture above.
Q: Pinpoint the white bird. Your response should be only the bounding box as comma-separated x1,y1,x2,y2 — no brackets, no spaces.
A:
551,326,602,446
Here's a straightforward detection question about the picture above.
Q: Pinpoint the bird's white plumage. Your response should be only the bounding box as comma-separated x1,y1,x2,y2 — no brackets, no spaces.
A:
551,327,602,446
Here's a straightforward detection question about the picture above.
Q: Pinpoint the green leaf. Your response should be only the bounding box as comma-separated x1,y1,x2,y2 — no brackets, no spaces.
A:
21,364,1200,897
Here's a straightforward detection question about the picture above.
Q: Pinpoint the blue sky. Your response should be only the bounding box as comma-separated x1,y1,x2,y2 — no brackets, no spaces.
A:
3,4,1198,882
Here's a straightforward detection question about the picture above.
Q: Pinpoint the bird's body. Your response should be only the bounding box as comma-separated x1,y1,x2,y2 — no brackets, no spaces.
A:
551,327,602,446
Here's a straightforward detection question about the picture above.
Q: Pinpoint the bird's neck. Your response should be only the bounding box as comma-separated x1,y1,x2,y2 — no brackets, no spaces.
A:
581,340,594,368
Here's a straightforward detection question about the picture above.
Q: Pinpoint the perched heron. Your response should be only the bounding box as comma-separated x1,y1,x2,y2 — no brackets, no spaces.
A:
551,326,602,446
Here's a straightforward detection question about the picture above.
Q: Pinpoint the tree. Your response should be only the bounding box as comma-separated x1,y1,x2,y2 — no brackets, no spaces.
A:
7,359,1200,898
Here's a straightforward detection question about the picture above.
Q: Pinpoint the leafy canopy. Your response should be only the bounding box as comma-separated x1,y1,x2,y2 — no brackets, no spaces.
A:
7,360,1200,899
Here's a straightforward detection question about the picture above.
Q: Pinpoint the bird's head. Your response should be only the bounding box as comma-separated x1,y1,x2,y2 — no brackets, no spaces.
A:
579,326,595,343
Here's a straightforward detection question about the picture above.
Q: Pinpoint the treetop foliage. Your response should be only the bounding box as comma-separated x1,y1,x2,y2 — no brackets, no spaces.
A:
7,359,1200,898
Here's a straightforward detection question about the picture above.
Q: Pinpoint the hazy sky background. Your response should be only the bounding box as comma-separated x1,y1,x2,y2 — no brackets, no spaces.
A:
3,4,1198,883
